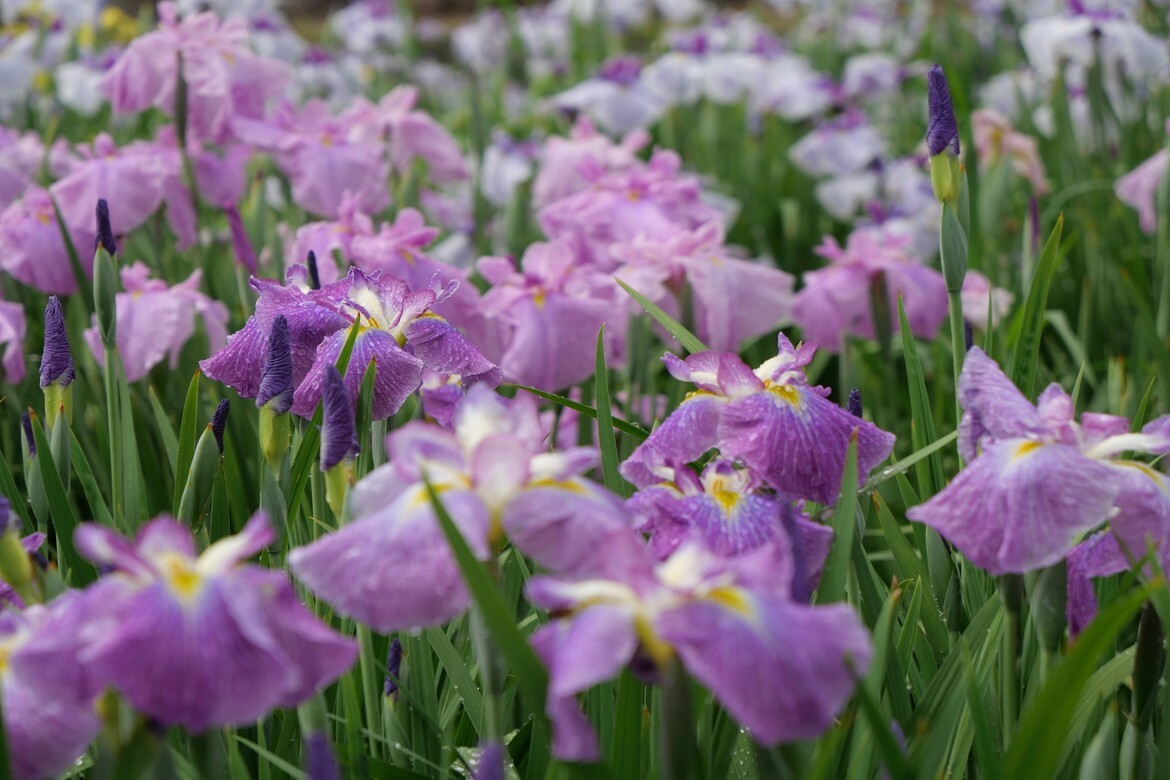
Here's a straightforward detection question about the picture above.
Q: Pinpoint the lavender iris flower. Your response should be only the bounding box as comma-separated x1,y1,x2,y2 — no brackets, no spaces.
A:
0,593,101,779
75,512,357,730
621,333,895,505
290,268,500,421
907,348,1170,574
527,532,871,761
289,385,627,632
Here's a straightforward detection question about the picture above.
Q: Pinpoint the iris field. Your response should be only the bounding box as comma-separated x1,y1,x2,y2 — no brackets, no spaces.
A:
1,0,1169,777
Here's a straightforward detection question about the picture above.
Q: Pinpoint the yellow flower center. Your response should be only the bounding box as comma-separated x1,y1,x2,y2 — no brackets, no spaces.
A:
1014,441,1043,459
160,554,203,600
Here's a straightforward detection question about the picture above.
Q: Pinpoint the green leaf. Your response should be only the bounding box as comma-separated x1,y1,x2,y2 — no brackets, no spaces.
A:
614,278,708,354
28,413,94,584
424,626,483,737
1003,584,1151,779
815,434,858,604
508,385,649,441
862,431,958,494
424,482,550,730
49,195,92,305
610,669,644,780
897,297,944,497
1009,215,1066,398
149,386,180,477
173,372,202,514
69,428,114,529
594,326,628,497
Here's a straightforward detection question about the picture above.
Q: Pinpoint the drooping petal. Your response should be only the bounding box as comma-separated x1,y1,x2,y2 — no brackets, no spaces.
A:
657,595,871,745
404,316,502,387
907,439,1120,574
289,487,490,632
292,329,424,421
503,482,630,574
957,347,1049,460
620,395,725,488
530,626,603,763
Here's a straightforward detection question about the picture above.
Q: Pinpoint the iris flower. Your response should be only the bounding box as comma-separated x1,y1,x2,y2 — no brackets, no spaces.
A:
290,385,627,632
907,348,1170,574
621,334,895,505
75,512,356,731
528,532,871,760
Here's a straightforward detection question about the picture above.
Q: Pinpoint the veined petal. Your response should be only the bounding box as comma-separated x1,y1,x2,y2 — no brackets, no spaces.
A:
620,395,724,488
958,347,1048,460
292,329,424,420
907,439,1120,574
503,481,629,574
289,487,489,632
719,387,895,505
657,595,871,744
404,316,502,387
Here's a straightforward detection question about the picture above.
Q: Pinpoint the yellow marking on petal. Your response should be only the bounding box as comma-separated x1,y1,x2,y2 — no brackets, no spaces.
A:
320,134,334,148
627,190,640,202
402,250,415,265
528,478,588,495
532,289,546,310
1013,441,1043,459
634,615,674,667
160,554,202,600
0,644,10,676
35,211,51,225
767,383,802,409
1114,460,1161,483
706,586,757,621
709,478,740,515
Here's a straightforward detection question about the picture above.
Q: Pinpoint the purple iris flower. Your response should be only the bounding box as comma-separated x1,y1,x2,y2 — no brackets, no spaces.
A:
907,348,1170,574
627,459,833,600
200,266,351,401
74,512,357,731
537,149,724,270
290,268,500,421
791,226,948,350
527,532,871,761
0,592,101,779
84,263,230,383
612,220,795,352
289,385,627,633
621,334,896,505
476,240,613,392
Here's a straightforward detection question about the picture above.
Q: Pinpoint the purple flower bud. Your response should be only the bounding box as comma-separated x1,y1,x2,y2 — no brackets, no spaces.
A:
303,733,340,780
20,412,35,459
320,366,355,471
256,316,293,414
95,198,116,254
847,388,863,419
964,321,974,352
0,496,15,535
384,637,403,699
926,64,960,157
211,399,230,455
306,251,322,291
39,296,74,389
225,205,258,274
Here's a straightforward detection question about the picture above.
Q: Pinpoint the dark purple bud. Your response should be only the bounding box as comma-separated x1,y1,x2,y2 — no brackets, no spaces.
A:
926,64,960,157
320,366,356,471
95,198,116,254
474,743,505,780
21,412,35,459
964,321,974,352
211,399,230,455
256,316,293,413
0,496,15,535
384,637,403,699
224,205,258,274
846,388,863,419
303,732,340,780
39,296,75,389
306,251,322,291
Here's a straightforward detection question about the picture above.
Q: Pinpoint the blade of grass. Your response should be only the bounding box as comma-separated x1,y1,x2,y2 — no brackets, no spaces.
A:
508,385,649,441
815,434,858,604
594,326,628,497
614,278,708,354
